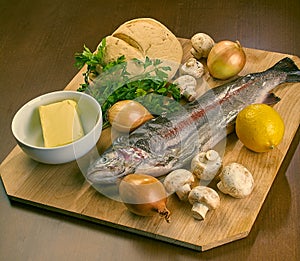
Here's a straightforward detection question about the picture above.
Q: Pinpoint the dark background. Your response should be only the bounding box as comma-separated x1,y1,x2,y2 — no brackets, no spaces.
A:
0,0,299,260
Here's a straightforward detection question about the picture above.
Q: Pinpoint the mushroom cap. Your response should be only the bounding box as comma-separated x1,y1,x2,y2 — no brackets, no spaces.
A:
173,75,197,101
217,163,254,198
173,75,197,88
191,150,222,180
163,169,194,194
190,47,202,59
179,58,204,78
188,186,220,209
191,33,215,58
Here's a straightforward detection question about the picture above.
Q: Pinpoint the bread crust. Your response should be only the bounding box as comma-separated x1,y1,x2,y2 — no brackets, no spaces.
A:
97,18,183,79
101,35,144,64
112,18,183,64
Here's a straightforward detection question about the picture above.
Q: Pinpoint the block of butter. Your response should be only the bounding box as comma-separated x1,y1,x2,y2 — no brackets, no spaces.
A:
39,99,84,147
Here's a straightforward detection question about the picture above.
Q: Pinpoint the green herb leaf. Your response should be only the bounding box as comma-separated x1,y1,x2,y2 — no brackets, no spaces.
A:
75,46,182,128
153,59,163,66
144,56,152,68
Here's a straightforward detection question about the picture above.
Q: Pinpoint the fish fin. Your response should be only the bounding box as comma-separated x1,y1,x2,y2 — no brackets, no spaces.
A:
263,93,281,105
270,57,299,73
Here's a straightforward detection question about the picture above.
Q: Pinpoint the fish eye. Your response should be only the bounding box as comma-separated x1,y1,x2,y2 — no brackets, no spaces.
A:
99,157,108,164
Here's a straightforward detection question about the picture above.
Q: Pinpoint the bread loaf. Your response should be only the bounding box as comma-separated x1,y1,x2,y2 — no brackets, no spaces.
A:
101,18,183,79
101,35,144,64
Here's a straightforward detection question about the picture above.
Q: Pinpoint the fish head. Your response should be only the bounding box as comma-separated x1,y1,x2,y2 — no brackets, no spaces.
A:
86,149,129,184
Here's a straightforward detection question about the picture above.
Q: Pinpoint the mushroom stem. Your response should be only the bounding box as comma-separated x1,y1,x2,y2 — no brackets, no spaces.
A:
176,184,191,200
191,202,209,220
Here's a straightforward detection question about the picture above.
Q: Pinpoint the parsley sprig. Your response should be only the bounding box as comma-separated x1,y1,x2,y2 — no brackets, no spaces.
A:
75,38,126,91
74,38,181,128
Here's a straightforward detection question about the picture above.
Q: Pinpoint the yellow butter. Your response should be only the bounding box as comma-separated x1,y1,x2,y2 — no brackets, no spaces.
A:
39,99,84,147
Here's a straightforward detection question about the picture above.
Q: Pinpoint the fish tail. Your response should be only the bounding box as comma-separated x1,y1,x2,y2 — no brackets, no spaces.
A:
271,57,299,72
270,57,300,82
285,70,300,83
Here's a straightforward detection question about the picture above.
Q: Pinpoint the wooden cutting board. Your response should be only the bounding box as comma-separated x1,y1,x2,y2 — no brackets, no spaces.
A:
1,38,299,251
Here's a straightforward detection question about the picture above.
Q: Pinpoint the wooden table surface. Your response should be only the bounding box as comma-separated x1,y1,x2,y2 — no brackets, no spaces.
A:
0,0,299,260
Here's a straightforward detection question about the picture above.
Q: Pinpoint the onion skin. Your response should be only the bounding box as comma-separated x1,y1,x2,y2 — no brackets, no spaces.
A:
207,40,246,80
108,100,154,132
119,174,171,222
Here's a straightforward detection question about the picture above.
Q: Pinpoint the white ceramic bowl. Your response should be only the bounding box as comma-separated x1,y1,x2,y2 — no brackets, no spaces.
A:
11,90,102,164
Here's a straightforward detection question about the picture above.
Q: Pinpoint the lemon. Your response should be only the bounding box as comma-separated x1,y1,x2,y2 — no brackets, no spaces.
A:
235,104,285,153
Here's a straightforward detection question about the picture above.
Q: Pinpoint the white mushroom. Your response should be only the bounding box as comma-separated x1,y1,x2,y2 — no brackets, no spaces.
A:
190,47,202,60
173,75,197,101
179,57,205,78
163,169,194,200
190,33,215,59
191,150,222,181
188,186,220,220
217,163,254,198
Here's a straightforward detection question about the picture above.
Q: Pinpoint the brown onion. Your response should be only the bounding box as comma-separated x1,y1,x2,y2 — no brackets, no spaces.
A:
207,40,246,80
119,174,171,222
108,100,154,132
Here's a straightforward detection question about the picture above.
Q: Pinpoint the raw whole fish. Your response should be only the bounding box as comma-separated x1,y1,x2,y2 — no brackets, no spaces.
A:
86,57,300,185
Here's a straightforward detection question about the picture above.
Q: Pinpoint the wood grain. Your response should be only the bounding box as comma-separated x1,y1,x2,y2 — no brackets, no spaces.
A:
1,38,299,251
1,1,299,260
